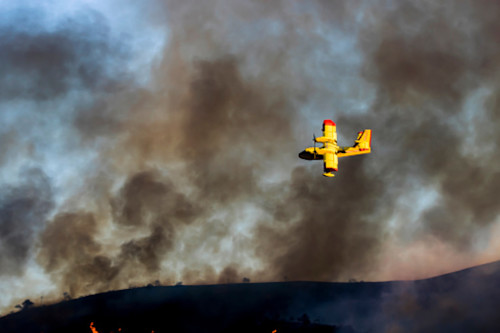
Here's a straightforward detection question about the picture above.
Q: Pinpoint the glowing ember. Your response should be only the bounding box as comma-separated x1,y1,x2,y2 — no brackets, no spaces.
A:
89,322,98,333
88,322,156,332
272,330,277,333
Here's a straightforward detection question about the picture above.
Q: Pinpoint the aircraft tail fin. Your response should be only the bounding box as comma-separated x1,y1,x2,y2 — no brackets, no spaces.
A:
355,129,371,151
337,129,372,158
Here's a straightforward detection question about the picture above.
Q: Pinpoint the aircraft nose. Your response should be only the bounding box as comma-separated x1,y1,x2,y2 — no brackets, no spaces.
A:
299,150,314,160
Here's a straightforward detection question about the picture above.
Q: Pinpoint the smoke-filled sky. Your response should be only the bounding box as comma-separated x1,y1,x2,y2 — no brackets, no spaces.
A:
1,0,500,314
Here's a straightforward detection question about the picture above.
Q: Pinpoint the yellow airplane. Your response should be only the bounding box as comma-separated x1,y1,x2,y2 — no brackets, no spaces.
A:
298,120,372,177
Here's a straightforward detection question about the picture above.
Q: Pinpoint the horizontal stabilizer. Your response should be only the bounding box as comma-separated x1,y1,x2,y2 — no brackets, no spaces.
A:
337,129,371,158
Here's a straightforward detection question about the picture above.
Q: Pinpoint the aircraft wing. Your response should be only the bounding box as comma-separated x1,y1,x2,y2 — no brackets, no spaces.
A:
337,129,372,158
314,120,337,144
323,152,338,177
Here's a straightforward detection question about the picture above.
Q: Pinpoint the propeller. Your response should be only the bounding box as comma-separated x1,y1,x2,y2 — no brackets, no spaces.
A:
313,133,317,159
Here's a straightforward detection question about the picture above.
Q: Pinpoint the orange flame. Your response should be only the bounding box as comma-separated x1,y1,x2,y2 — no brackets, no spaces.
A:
272,330,277,333
89,322,156,333
89,322,99,333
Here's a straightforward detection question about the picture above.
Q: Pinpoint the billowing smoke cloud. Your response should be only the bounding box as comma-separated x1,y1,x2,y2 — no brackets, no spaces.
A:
0,168,52,276
37,212,119,296
1,0,500,312
0,7,127,101
257,162,384,281
356,0,500,251
38,170,201,295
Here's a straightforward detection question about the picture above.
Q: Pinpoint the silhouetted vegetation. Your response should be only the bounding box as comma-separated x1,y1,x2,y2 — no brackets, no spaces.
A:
15,299,34,311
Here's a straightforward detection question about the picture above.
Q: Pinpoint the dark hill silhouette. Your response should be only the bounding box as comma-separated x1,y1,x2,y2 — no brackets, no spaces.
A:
1,261,500,333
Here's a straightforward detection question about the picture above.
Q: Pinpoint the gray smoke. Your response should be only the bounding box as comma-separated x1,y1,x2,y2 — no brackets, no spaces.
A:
0,7,127,101
0,168,52,276
1,0,499,310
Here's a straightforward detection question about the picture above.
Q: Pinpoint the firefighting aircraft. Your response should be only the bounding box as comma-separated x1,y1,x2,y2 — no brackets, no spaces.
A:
298,120,372,177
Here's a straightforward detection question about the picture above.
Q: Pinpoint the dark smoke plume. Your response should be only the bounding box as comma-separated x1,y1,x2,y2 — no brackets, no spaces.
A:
38,212,119,296
38,170,202,295
0,8,127,101
356,0,500,250
258,161,384,281
2,0,500,311
0,168,52,276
